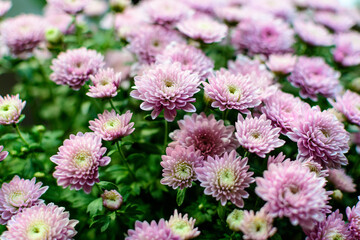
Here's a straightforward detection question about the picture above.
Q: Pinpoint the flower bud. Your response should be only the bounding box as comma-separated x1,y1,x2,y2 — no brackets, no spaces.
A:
101,190,123,210
226,209,244,232
110,0,130,13
45,27,63,44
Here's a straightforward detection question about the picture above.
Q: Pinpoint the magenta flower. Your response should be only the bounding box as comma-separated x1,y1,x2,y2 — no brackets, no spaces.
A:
50,132,111,194
47,0,89,15
0,0,11,17
146,0,190,25
294,20,334,46
266,54,297,75
0,94,26,125
347,197,360,239
288,56,341,101
315,11,356,32
0,146,8,162
330,90,360,127
328,168,356,193
126,219,180,240
287,107,350,169
50,47,105,90
333,32,360,67
2,203,78,239
161,146,203,190
203,69,261,113
89,110,134,141
166,210,200,240
0,176,48,225
256,159,332,230
169,113,238,158
130,63,201,122
195,150,254,208
235,114,285,158
87,68,122,99
101,190,123,210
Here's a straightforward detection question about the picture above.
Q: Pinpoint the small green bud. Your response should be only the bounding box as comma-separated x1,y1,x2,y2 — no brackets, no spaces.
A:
35,125,46,133
332,189,343,201
350,78,360,93
45,27,63,44
226,209,244,232
34,172,45,178
20,147,28,153
110,0,130,12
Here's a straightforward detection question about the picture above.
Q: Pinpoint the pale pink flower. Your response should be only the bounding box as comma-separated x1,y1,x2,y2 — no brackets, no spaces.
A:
346,197,360,239
47,0,89,15
0,0,11,17
294,20,334,46
328,168,356,193
87,68,121,98
266,54,297,74
315,11,356,32
166,210,200,240
0,94,26,125
0,145,8,162
145,0,191,25
101,190,123,210
333,32,360,67
330,90,360,127
126,219,180,240
105,49,135,80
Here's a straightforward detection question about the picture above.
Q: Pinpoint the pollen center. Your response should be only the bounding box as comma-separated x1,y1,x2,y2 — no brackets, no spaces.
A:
218,168,236,188
27,221,49,240
175,162,193,180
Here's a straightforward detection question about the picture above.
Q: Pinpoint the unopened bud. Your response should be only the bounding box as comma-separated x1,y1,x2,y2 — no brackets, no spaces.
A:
101,190,123,210
45,27,63,44
226,209,244,232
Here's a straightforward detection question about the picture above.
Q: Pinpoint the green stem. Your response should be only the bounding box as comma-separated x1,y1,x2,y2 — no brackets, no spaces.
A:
244,150,249,158
115,141,135,180
109,99,120,114
163,120,168,151
14,124,29,146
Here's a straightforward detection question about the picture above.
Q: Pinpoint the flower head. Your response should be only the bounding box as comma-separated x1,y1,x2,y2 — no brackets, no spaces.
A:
101,190,123,210
50,132,111,194
333,32,360,67
315,11,356,32
195,150,254,208
0,176,48,225
330,90,360,127
328,168,356,193
166,210,200,240
145,0,190,25
226,209,244,232
87,68,122,98
0,1,11,17
50,47,105,90
347,197,360,239
294,20,334,46
0,94,26,125
126,219,180,240
235,114,285,158
266,54,296,75
47,0,89,14
0,145,8,162
2,203,78,239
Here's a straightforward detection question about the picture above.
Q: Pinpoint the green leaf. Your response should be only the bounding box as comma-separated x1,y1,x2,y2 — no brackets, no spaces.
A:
17,115,26,124
176,188,186,206
0,133,19,141
217,203,226,220
97,181,119,191
271,233,282,240
87,198,103,216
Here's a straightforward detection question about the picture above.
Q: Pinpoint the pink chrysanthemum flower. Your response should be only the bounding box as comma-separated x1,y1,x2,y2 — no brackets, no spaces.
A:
299,157,329,178
256,160,332,230
0,176,48,225
161,146,203,190
87,68,121,99
294,0,339,11
347,197,360,239
83,0,108,17
177,16,228,44
287,107,350,169
0,145,8,162
330,90,360,126
1,14,46,55
128,25,184,64
45,13,75,35
0,0,11,17
2,203,78,239
266,54,297,75
328,168,356,193
50,132,111,194
267,152,289,168
245,0,295,20
306,210,351,240
227,209,245,232
156,43,214,80
235,114,285,158
126,219,180,240
50,47,105,90
105,49,134,80
215,6,248,24
130,63,201,122
0,94,26,125
89,110,134,141
146,0,190,25
333,32,360,67
231,15,294,55
203,69,262,113
101,190,123,210
294,20,334,46
195,150,254,208
239,208,277,240
315,11,356,33
288,56,341,101
166,210,200,240
47,0,89,15
169,113,238,158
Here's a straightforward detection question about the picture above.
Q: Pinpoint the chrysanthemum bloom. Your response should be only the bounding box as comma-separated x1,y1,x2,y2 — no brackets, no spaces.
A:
245,0,295,20
87,68,122,98
226,209,244,232
315,11,356,33
287,107,350,169
177,16,228,44
83,0,108,17
50,47,105,90
156,43,214,80
105,49,134,80
266,54,296,75
45,12,75,35
101,190,123,210
161,146,203,189
1,14,45,55
195,150,254,208
267,152,289,168
354,132,360,155
169,113,238,158
328,168,356,193
0,0,11,17
130,63,201,121
128,25,184,64
239,208,277,240
231,15,294,55
288,56,341,101
294,20,334,46
180,0,225,14
330,90,360,126
299,157,329,178
50,132,111,194
47,0,89,15
256,160,332,230
306,210,351,240
89,110,134,141
0,94,26,125
294,0,338,11
0,176,48,225
166,210,200,240
126,219,180,240
203,69,261,113
333,32,360,67
114,8,148,39
0,145,8,162
2,203,78,239
146,0,190,25
347,197,360,239
235,114,285,158
215,6,248,24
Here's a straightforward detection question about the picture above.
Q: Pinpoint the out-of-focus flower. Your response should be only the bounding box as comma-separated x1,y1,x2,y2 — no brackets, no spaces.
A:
161,146,203,190
235,114,285,158
315,11,356,32
110,0,130,12
266,54,296,75
126,219,180,240
45,13,75,35
288,56,341,101
0,145,8,162
89,110,134,141
0,0,11,17
101,190,123,210
87,68,121,98
346,197,360,239
84,0,108,17
196,150,254,208
226,209,244,232
299,157,329,178
0,176,48,225
166,210,200,240
145,0,191,25
130,63,201,122
333,32,360,67
330,90,360,127
245,0,295,20
328,168,356,193
215,6,248,24
180,0,226,15
169,113,238,159
50,48,105,90
293,0,339,11
2,203,78,239
203,69,261,113
50,132,111,194
47,0,89,15
0,94,26,125
105,49,134,80
114,8,148,39
294,20,334,46
354,132,360,154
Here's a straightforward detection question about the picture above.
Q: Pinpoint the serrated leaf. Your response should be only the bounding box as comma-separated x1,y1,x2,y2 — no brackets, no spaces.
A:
176,188,186,206
87,198,103,216
97,181,119,191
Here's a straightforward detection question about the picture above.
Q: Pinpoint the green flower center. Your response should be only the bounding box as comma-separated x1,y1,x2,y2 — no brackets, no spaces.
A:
320,128,330,138
27,221,49,240
250,131,261,139
326,232,344,240
251,218,267,234
99,79,111,86
227,85,241,101
175,162,193,180
9,191,26,207
218,168,236,188
164,79,174,88
170,220,192,238
0,103,16,119
74,151,92,168
104,119,120,130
